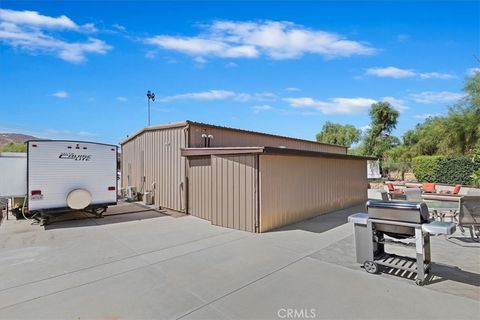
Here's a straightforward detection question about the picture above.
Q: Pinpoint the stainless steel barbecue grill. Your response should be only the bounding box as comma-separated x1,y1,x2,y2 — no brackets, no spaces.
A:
349,200,456,286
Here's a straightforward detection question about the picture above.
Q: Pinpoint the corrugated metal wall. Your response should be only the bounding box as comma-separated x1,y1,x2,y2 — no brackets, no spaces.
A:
187,156,211,220
210,155,258,232
121,127,186,211
189,124,346,154
259,155,367,232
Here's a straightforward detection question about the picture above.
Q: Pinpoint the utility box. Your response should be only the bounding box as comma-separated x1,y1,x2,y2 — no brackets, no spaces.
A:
143,192,153,205
126,186,137,201
0,152,27,197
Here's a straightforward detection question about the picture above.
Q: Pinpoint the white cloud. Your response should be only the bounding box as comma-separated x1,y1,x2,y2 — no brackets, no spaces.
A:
466,67,480,76
146,36,258,59
233,93,252,102
418,72,455,80
146,20,377,61
51,90,68,98
160,90,236,102
285,87,300,92
409,91,465,104
116,96,128,102
45,128,96,138
365,67,416,78
112,24,126,32
254,92,277,101
283,97,376,115
0,9,111,63
77,131,96,137
283,95,407,115
252,104,273,114
0,9,77,29
253,104,273,110
160,90,277,103
365,66,455,80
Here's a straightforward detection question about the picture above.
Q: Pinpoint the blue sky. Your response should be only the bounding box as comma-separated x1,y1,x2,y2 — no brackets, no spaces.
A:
0,1,478,145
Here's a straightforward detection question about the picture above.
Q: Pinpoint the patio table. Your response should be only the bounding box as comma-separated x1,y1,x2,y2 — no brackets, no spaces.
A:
424,200,460,223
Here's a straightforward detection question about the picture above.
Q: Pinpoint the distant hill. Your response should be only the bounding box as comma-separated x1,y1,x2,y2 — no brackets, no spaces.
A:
0,133,38,149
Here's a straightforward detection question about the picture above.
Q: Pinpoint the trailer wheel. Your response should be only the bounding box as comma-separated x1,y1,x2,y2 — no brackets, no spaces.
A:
415,279,424,286
363,261,378,274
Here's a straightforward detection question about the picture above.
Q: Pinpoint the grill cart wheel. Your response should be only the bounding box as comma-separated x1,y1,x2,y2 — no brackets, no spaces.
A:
364,261,378,274
415,279,424,286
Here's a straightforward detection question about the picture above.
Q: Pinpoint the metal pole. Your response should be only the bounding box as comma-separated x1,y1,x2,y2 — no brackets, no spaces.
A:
148,98,151,126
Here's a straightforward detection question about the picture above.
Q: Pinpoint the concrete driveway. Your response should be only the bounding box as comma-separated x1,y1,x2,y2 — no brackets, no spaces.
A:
0,201,478,319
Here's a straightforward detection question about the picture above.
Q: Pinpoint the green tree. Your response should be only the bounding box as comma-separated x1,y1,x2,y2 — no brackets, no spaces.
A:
1,142,27,152
382,144,412,180
464,70,480,111
364,101,399,157
316,121,361,147
402,71,480,157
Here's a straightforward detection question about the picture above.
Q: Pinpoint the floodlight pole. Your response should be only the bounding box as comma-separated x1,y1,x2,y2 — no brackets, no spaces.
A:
146,90,155,126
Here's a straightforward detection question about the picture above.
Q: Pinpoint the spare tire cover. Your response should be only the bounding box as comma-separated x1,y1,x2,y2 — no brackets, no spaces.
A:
67,189,92,210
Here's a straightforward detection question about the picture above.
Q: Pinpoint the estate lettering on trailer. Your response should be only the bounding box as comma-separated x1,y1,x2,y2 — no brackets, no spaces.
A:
59,153,92,161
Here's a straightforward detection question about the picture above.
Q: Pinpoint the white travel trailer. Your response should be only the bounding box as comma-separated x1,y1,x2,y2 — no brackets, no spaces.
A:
27,140,118,224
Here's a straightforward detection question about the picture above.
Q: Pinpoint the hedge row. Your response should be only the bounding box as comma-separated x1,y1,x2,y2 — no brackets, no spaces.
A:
411,156,480,185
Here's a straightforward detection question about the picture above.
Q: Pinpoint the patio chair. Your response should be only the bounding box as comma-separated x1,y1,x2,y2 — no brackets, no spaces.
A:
452,184,462,195
404,188,422,202
386,182,404,200
458,196,480,241
439,184,462,195
422,182,436,193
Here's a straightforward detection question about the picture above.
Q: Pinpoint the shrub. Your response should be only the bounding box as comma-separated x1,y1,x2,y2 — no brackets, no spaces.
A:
437,156,480,185
411,156,440,182
471,169,480,187
412,155,480,185
0,142,27,153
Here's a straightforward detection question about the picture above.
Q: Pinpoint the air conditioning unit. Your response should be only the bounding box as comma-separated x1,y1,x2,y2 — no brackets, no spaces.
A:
126,186,137,201
143,192,153,205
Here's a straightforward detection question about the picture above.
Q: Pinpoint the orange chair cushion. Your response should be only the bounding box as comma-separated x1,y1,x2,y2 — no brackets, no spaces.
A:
386,182,395,191
452,184,461,195
422,182,436,193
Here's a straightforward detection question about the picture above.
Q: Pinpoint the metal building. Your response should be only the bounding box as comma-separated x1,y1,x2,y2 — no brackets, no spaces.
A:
121,121,371,232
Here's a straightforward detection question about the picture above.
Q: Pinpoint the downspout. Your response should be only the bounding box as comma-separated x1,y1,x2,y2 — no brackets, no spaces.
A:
183,124,190,214
255,154,261,233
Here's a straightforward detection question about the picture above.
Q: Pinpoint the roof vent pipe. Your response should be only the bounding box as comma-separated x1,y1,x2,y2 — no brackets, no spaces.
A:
201,133,208,147
207,134,213,147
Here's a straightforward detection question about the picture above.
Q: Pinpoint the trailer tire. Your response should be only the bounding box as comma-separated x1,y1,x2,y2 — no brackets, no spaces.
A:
67,189,92,210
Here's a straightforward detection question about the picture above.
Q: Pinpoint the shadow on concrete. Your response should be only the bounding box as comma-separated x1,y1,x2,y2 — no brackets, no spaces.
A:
372,262,480,287
428,263,480,287
43,209,169,230
271,204,366,234
446,236,480,248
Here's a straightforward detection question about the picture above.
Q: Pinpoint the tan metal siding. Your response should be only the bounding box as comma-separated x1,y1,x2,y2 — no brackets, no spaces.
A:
189,124,346,154
211,155,258,232
187,157,211,220
259,155,367,232
120,127,186,211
